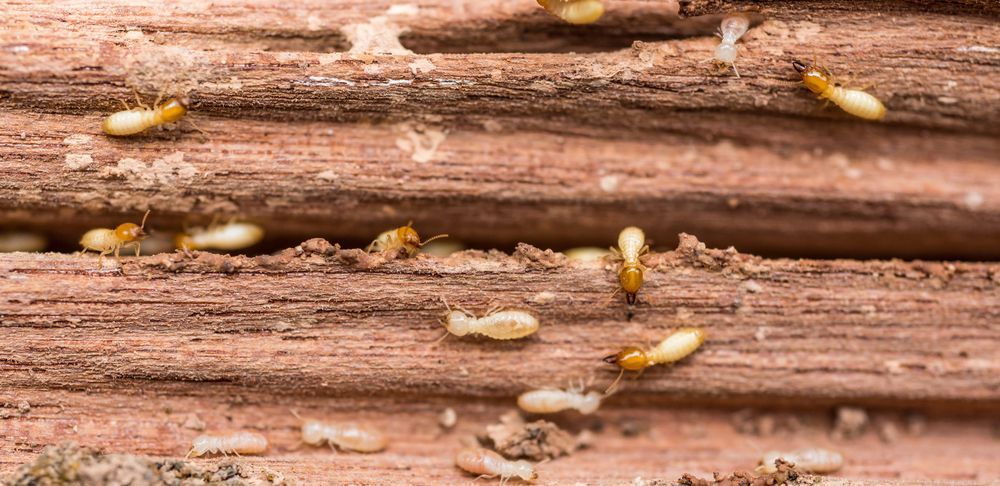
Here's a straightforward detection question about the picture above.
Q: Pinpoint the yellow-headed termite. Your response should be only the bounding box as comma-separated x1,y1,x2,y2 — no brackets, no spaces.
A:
455,447,538,484
757,448,843,474
714,14,751,78
517,379,605,415
792,60,886,121
78,210,150,268
537,0,604,25
603,327,706,391
102,93,190,136
439,299,540,341
610,226,648,305
186,431,268,458
0,231,47,252
563,247,611,262
366,222,447,257
175,221,264,251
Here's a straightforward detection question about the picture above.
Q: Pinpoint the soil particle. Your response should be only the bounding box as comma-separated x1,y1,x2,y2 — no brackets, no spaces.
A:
831,406,869,440
479,411,580,461
295,238,338,257
679,459,799,486
4,442,288,485
672,233,766,278
513,243,568,270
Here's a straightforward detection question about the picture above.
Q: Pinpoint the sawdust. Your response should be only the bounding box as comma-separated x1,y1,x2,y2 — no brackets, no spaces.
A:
479,411,581,461
678,459,799,486
513,243,568,270
4,442,287,485
103,152,198,189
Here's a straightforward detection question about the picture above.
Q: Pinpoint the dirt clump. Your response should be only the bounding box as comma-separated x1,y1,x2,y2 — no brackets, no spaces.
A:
679,459,799,486
5,442,288,486
479,411,581,461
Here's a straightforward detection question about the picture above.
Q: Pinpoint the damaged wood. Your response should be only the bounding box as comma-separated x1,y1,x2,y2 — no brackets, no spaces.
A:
1,235,997,405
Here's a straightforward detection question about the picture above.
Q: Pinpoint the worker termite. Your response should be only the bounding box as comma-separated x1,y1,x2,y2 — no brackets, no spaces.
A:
517,379,605,415
536,0,604,25
455,447,538,484
186,431,268,458
298,417,388,453
175,221,264,251
78,210,150,268
792,60,886,121
102,92,191,136
0,231,47,252
757,448,843,474
610,226,648,305
440,299,540,341
603,327,706,390
366,222,448,257
714,14,751,78
563,246,611,262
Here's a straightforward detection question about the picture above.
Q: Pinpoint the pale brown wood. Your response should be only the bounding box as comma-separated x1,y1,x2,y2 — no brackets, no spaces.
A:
3,388,999,483
677,0,1000,18
2,236,997,406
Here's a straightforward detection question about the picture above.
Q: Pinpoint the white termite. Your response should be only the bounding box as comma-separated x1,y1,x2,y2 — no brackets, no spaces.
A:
455,447,538,484
186,431,268,457
440,300,540,341
517,379,604,415
714,14,751,78
175,221,264,251
758,448,844,474
300,419,388,452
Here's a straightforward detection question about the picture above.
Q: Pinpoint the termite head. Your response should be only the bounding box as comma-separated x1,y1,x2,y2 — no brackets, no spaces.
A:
511,460,538,482
115,210,150,242
174,233,194,250
603,346,648,371
619,266,643,304
714,44,738,64
443,310,474,336
396,223,447,256
300,419,327,445
577,391,604,414
792,60,830,94
159,97,189,123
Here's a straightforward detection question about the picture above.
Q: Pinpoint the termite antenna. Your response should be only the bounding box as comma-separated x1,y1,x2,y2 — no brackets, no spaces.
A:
604,368,625,395
432,329,450,346
420,233,449,247
732,62,741,78
290,408,304,421
184,448,195,460
139,209,151,231
440,296,452,313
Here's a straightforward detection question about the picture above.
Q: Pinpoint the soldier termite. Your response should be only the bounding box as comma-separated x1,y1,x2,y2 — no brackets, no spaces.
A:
102,92,191,136
517,378,605,415
714,14,751,78
78,210,150,268
455,447,538,484
610,226,648,305
299,418,388,453
792,60,886,121
366,222,448,257
603,327,706,391
186,431,268,458
757,448,843,474
439,299,540,341
537,0,604,25
175,221,264,251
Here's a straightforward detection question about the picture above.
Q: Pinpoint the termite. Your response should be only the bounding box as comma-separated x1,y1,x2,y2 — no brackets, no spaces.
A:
175,221,264,251
714,14,751,78
517,379,605,415
366,222,448,257
603,327,706,390
455,447,538,484
564,246,611,262
757,448,843,474
78,210,150,268
440,299,540,341
102,93,190,136
610,226,648,305
536,0,604,25
0,232,47,252
186,431,268,458
299,418,388,453
792,60,886,121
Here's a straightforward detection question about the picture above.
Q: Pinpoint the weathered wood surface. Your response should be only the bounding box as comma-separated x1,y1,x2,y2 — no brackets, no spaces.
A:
2,236,997,405
1,110,999,259
677,0,1000,18
2,389,999,483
